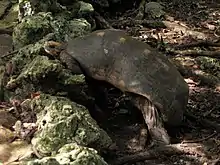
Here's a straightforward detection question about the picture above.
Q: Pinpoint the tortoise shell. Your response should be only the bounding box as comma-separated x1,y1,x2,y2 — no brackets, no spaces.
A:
45,29,189,126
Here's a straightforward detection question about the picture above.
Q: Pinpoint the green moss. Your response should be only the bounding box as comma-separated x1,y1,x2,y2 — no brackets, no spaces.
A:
13,12,53,48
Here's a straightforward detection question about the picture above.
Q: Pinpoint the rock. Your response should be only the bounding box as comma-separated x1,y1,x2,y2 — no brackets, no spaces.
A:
30,94,112,155
18,0,63,21
13,12,54,49
2,34,91,103
145,2,165,19
0,3,18,29
0,34,12,56
65,18,92,40
0,0,11,18
77,1,94,17
27,143,108,165
13,11,92,49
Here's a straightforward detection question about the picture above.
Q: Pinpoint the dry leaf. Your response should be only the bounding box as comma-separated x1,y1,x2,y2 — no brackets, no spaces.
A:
0,126,15,143
0,140,33,164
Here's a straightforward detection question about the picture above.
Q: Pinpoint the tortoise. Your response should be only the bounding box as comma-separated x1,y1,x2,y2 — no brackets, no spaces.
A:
43,29,189,145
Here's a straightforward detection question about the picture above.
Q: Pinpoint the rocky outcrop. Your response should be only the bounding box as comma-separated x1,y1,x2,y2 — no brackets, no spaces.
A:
0,0,112,164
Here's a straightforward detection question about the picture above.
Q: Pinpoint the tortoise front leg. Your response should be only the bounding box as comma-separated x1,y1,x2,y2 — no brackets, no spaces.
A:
85,77,110,123
131,94,171,146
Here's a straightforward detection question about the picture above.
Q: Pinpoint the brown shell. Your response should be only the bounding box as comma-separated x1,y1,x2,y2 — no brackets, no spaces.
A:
61,29,189,126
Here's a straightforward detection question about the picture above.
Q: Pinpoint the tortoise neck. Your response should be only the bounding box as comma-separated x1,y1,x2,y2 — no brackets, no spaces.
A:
44,41,67,56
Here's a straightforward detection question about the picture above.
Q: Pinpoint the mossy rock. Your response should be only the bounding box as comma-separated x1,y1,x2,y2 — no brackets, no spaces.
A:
13,11,92,49
30,94,112,155
27,143,108,165
13,12,53,49
145,2,165,19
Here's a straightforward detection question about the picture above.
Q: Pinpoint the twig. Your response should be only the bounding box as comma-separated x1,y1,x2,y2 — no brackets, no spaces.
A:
181,132,217,144
0,50,19,58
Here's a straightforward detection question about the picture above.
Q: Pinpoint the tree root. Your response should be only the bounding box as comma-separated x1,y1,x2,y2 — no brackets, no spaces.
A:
110,143,205,165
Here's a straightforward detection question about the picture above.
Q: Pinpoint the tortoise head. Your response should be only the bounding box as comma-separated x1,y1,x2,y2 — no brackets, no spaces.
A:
43,41,66,58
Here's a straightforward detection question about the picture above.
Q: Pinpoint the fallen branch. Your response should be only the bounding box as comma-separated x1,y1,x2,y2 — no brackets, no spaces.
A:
0,50,19,58
172,60,220,88
110,143,205,165
174,40,220,49
171,49,220,59
163,21,206,40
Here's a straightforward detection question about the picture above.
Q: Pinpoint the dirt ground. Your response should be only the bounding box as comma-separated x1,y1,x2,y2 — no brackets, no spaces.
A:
99,0,220,164
0,0,219,164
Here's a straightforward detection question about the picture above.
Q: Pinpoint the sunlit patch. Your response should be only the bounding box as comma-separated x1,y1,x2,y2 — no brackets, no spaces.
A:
118,80,125,88
216,84,220,92
96,32,105,37
104,49,108,54
119,37,126,43
129,80,140,87
143,49,151,54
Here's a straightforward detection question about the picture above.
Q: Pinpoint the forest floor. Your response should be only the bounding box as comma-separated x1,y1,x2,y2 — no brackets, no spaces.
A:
0,0,219,164
100,0,220,164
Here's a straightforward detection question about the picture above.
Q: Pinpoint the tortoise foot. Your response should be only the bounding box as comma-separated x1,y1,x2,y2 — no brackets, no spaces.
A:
149,127,171,145
137,127,148,150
